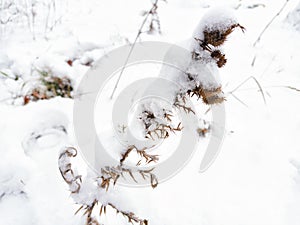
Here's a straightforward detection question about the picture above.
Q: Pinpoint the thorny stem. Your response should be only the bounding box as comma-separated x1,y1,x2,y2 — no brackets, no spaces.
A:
58,8,246,225
108,203,148,225
120,145,159,165
59,147,150,225
77,201,148,225
100,165,158,189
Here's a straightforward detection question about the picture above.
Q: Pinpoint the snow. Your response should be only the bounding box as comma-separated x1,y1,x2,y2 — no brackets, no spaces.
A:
193,6,238,40
286,2,300,31
1,0,300,225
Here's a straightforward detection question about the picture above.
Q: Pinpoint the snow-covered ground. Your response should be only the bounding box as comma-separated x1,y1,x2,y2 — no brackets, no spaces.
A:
1,0,300,225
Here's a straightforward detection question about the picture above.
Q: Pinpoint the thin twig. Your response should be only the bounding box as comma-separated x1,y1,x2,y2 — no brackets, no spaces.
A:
0,71,18,80
110,0,159,99
230,93,249,108
253,0,290,46
228,76,267,105
283,85,300,92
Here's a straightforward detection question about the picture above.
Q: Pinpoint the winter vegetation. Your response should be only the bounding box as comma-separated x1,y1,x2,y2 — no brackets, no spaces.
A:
1,0,300,225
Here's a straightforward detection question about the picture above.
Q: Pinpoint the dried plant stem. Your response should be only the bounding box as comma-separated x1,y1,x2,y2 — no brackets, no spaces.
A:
253,0,290,47
277,85,300,92
174,102,195,114
83,201,101,225
108,203,148,225
146,122,183,140
228,76,267,105
58,147,82,194
252,85,300,93
0,71,18,80
100,165,158,189
120,145,159,165
60,147,150,225
110,0,159,99
78,201,148,225
230,93,249,108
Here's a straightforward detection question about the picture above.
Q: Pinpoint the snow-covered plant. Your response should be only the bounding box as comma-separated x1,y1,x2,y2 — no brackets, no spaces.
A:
0,65,74,105
24,69,73,104
0,1,21,25
180,8,244,104
141,0,165,34
110,0,166,98
59,147,150,225
59,7,244,225
0,0,65,40
135,102,183,140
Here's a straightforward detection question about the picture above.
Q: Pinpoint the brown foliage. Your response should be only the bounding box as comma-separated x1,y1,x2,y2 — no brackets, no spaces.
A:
194,23,245,68
100,165,158,189
24,73,73,104
188,86,225,105
203,23,245,47
120,145,159,165
139,110,183,140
